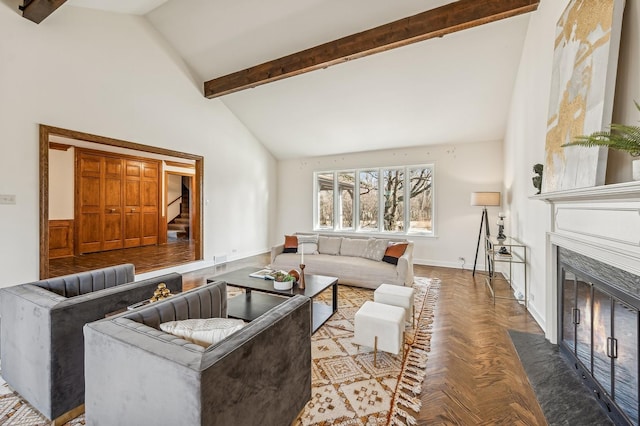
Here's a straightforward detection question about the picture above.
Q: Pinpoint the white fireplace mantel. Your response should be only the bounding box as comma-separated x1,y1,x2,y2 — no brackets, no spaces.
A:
531,180,640,203
531,181,640,343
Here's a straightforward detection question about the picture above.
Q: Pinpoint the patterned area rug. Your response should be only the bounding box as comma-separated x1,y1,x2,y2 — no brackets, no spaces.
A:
0,278,439,425
295,277,439,426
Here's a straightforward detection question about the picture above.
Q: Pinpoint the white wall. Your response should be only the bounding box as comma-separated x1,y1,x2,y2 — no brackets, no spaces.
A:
0,4,277,286
503,0,640,332
276,140,503,269
49,147,74,220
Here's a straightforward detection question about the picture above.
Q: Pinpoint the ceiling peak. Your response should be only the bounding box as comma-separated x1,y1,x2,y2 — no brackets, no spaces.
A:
203,0,539,99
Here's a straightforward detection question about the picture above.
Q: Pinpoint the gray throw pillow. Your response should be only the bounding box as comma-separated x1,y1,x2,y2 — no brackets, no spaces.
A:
318,236,342,255
340,238,368,257
362,238,390,261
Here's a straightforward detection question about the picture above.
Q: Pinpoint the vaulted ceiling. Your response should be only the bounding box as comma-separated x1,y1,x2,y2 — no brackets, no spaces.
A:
61,0,536,159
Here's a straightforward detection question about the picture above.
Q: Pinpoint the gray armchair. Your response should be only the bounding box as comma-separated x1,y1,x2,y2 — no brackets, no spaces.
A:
84,281,312,426
0,264,182,421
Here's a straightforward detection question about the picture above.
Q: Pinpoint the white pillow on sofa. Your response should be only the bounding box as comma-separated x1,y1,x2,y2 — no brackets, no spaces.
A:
160,318,245,348
297,234,319,254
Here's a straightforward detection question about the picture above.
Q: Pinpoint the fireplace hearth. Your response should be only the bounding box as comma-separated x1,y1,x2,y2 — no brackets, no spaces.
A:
559,247,640,425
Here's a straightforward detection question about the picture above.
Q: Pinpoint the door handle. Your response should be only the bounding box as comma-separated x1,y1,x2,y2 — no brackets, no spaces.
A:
131,208,136,212
108,208,116,213
607,337,618,359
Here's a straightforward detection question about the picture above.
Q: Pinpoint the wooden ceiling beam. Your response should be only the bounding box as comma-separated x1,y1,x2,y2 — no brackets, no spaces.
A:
20,0,68,24
204,0,539,99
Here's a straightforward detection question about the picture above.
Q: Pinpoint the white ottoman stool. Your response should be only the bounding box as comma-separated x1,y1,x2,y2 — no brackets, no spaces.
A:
353,301,405,367
374,283,415,327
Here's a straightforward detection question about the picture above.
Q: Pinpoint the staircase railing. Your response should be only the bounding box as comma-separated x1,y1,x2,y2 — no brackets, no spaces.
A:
167,195,182,223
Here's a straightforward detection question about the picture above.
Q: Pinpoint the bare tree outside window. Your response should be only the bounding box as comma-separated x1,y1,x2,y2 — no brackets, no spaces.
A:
338,172,355,229
359,171,378,230
409,167,432,232
317,172,334,228
383,169,405,231
315,165,434,234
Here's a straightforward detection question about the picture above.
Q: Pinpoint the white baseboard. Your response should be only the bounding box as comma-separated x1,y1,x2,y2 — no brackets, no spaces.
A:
527,302,546,332
135,260,216,281
134,248,271,281
413,258,486,271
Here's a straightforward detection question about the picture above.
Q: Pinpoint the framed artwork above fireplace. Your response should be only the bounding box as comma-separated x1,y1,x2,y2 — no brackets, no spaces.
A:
542,0,626,193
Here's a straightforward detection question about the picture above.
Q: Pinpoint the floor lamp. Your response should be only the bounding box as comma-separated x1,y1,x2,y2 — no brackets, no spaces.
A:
471,192,501,276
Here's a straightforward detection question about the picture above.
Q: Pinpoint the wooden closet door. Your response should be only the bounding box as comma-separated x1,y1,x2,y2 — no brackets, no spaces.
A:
77,152,103,254
141,161,159,246
103,157,124,250
77,152,123,254
124,159,159,247
124,160,143,248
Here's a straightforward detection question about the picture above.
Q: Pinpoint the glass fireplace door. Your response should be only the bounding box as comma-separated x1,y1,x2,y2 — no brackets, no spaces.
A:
560,266,640,425
562,271,577,353
613,299,639,425
592,287,612,396
560,271,593,369
575,278,592,370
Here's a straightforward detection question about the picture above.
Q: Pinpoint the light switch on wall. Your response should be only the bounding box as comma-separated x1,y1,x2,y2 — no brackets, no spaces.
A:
0,194,16,205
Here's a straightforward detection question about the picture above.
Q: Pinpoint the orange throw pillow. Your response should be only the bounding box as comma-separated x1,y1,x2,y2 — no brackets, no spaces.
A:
382,243,408,265
283,235,298,253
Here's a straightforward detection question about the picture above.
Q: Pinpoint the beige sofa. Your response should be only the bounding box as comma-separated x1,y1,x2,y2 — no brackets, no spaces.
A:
271,233,414,289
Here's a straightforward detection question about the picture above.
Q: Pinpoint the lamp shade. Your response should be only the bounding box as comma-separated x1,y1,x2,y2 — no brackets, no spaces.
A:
470,192,500,207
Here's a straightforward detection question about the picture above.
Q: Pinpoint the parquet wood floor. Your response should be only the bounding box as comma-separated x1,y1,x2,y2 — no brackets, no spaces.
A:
415,265,547,425
50,249,548,424
180,256,548,425
48,240,196,278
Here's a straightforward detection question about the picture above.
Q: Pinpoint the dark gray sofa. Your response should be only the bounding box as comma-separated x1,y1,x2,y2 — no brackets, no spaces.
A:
0,264,182,421
84,281,312,426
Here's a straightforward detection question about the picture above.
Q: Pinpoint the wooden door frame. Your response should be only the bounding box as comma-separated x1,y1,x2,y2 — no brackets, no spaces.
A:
164,170,197,243
40,124,204,279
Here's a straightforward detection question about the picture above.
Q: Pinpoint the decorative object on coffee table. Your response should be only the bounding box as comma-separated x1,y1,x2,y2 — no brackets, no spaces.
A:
273,271,295,291
150,283,172,302
288,269,300,283
299,264,306,289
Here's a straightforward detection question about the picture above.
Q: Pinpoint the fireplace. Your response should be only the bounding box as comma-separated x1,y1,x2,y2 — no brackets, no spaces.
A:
533,181,640,425
558,247,640,425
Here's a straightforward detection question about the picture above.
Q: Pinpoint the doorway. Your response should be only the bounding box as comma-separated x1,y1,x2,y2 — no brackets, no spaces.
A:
40,124,204,279
166,173,194,242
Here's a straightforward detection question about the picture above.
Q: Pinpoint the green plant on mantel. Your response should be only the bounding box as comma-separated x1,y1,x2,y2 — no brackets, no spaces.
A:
561,101,640,156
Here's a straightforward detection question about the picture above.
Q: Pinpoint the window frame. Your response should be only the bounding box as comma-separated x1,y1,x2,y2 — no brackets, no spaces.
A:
314,171,335,230
313,163,435,236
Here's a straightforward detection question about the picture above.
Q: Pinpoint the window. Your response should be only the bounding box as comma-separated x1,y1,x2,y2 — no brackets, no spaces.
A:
383,168,404,232
408,167,432,233
338,172,355,229
359,170,378,231
316,172,334,229
314,164,434,234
